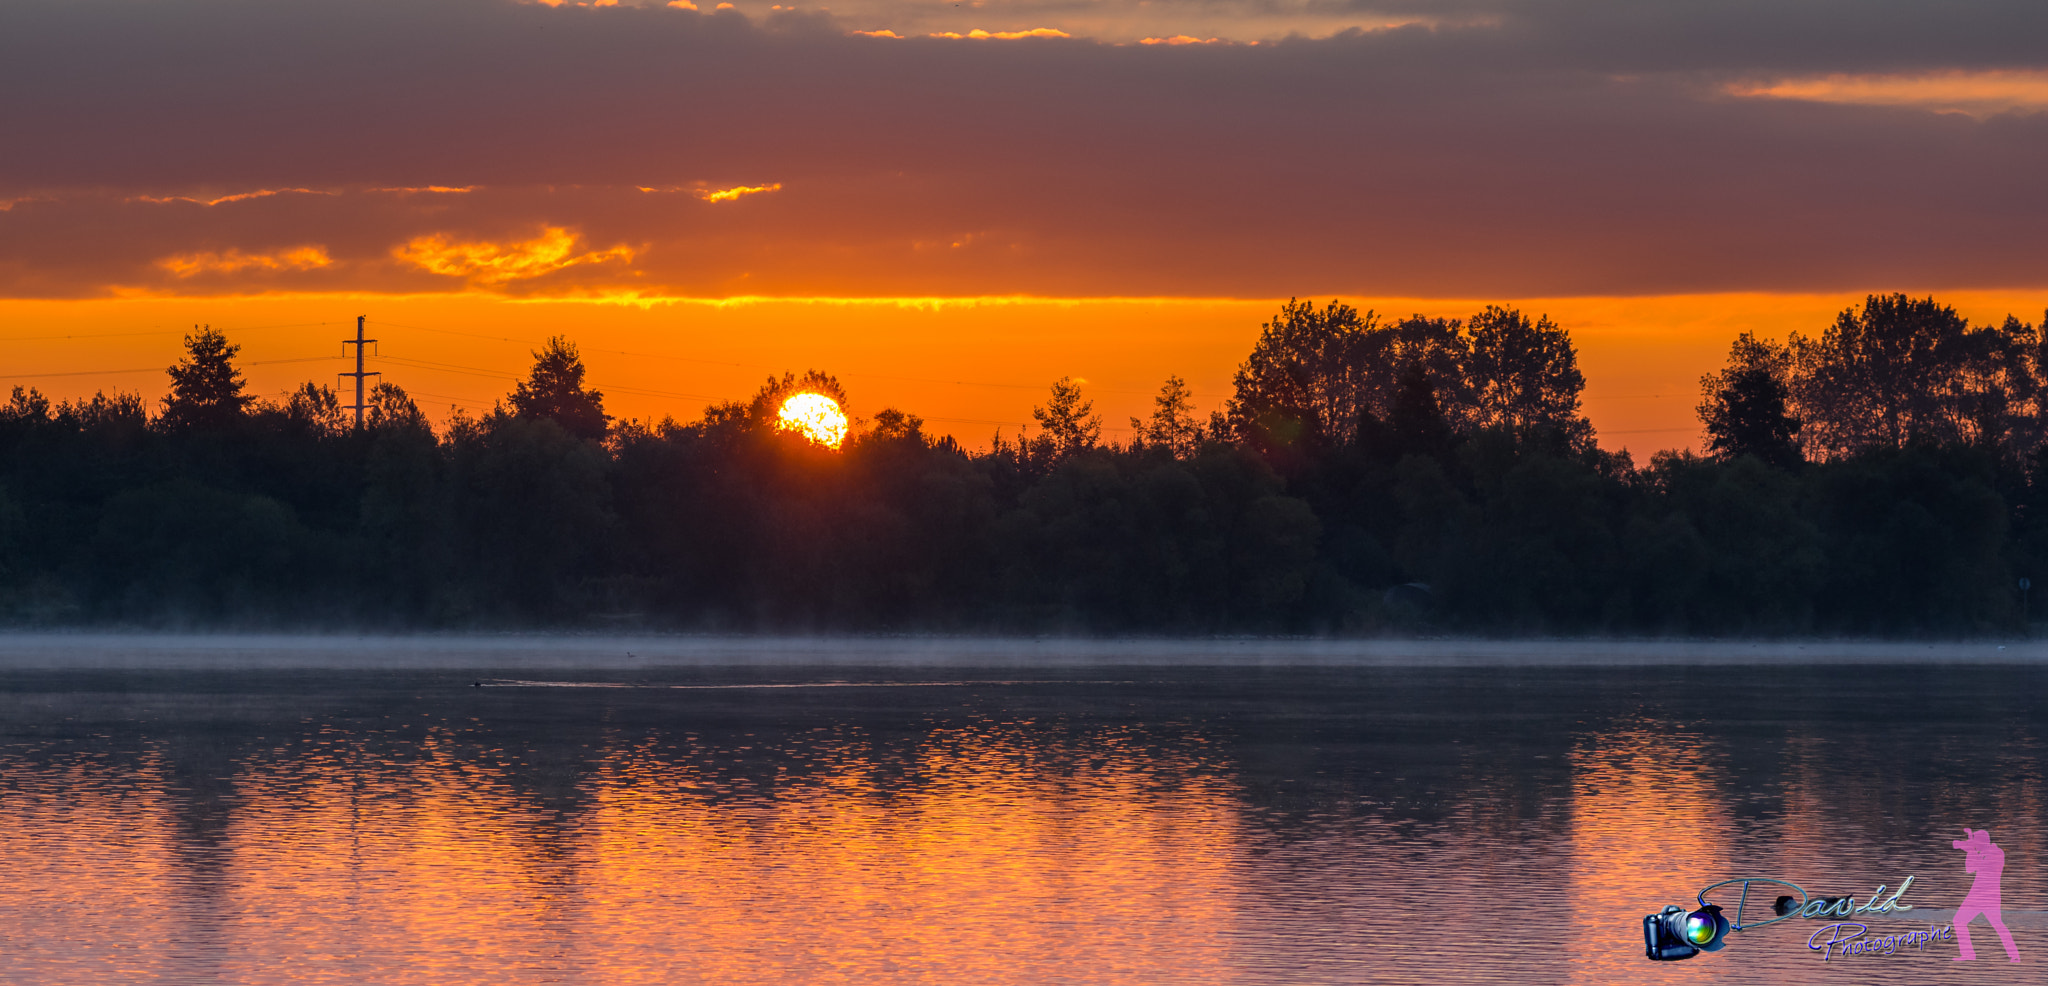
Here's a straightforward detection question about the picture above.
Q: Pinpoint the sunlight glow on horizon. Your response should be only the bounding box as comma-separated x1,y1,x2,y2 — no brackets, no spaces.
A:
6,290,2048,455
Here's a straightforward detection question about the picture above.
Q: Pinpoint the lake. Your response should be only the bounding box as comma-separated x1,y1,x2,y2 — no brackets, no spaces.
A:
1,641,2043,984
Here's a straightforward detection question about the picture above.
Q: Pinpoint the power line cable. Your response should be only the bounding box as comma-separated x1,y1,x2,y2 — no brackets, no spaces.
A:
374,355,519,381
5,354,346,379
0,321,343,343
399,388,496,410
365,317,1160,397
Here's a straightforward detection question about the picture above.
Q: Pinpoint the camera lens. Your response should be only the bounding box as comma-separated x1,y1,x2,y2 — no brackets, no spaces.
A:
1682,906,1730,951
1684,913,1716,944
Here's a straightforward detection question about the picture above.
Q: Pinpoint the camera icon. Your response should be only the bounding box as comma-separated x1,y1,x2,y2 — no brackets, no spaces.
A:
1643,903,1730,961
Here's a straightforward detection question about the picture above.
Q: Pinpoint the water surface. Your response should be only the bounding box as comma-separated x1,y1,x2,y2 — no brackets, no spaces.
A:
2,658,2043,984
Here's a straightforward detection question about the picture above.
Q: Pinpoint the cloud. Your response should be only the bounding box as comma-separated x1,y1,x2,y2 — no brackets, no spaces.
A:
129,188,331,207
156,246,334,277
393,226,637,285
1729,69,2048,118
1139,37,1223,46
1,0,2046,300
927,28,1070,40
695,183,783,202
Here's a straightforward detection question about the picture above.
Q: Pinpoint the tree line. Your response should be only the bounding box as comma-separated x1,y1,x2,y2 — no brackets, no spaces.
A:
2,293,2044,634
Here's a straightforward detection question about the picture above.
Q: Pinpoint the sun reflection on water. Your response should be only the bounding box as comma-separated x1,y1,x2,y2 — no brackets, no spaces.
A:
0,704,1246,985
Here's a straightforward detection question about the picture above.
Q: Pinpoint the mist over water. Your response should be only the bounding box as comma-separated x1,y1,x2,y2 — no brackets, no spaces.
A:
2,641,2045,984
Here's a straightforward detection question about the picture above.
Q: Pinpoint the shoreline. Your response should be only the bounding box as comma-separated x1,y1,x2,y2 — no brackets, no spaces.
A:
2,632,2046,669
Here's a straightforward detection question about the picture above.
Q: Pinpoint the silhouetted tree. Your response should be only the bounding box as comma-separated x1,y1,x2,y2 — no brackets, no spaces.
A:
1227,299,1374,448
57,389,147,433
1953,314,2048,455
12,291,2048,634
443,410,614,616
748,369,850,428
1790,294,1966,455
281,383,347,437
866,408,926,444
365,382,430,434
1381,361,1454,460
1771,295,2047,459
1464,306,1587,439
1132,375,1205,457
1379,315,1477,429
159,326,251,431
5,386,49,423
1031,377,1101,459
1699,333,1803,468
510,336,610,441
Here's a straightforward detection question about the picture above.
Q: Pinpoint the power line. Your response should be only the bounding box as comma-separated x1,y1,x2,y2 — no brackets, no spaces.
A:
363,317,1159,397
375,355,517,381
5,366,163,379
364,319,542,347
399,388,495,410
253,356,347,366
0,321,342,343
599,383,724,402
5,355,345,379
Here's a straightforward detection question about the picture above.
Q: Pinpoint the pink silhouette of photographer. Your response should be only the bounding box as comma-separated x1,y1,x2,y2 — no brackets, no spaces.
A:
1953,828,2021,962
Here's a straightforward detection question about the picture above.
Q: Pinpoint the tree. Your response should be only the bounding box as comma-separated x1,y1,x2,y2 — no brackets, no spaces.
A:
4,386,50,424
748,370,850,425
1031,376,1101,459
510,336,610,441
281,383,346,436
1698,333,1802,468
1380,361,1454,459
159,325,251,431
1225,304,1489,457
1790,294,1962,455
365,382,431,434
1463,306,1587,437
1952,314,2047,455
1132,375,1204,457
1381,315,1477,430
55,390,147,437
866,408,927,444
1227,299,1376,448
1786,295,2043,458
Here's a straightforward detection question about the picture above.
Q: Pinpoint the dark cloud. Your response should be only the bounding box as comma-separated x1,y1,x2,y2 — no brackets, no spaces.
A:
0,0,2043,298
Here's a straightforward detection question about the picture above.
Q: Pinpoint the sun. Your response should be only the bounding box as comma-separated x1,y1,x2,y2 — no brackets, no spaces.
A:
776,392,849,448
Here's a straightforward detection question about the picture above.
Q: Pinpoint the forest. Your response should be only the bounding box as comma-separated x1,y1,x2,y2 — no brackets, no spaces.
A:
3,293,2046,635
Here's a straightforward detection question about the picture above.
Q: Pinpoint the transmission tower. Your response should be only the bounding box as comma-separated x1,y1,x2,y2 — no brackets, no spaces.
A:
340,315,381,429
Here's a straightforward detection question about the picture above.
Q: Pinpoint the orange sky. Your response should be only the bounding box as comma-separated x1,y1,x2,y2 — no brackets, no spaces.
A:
8,290,2047,454
7,3,2047,453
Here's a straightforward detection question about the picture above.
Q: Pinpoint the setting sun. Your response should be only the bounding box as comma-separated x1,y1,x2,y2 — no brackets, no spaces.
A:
777,392,849,448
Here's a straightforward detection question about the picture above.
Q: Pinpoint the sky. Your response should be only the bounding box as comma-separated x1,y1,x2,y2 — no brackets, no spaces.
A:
4,0,2046,450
